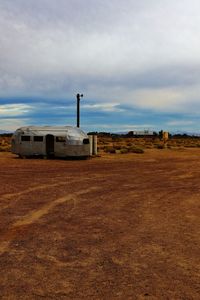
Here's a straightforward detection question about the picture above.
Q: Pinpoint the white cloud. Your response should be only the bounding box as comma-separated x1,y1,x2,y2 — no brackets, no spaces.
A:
166,120,195,126
0,104,33,117
82,103,124,112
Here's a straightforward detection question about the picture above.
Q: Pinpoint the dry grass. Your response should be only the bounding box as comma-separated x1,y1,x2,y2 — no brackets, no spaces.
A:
0,136,11,152
98,136,200,154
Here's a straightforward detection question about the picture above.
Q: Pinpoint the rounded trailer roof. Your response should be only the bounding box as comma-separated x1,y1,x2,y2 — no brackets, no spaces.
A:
14,126,88,138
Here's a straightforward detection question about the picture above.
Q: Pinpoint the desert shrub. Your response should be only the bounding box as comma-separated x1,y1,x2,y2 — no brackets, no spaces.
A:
0,144,10,152
156,144,165,149
144,142,153,148
132,147,144,154
184,144,196,148
109,148,116,153
104,146,116,153
101,141,110,145
114,145,122,150
153,138,161,143
145,144,153,149
120,148,129,154
0,138,11,152
115,150,121,154
112,137,121,142
129,146,144,153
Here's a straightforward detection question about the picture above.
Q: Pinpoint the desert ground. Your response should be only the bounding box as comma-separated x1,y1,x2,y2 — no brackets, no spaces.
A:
0,149,200,299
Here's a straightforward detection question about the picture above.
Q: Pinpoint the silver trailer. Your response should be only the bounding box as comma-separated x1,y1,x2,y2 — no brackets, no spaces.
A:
11,126,90,158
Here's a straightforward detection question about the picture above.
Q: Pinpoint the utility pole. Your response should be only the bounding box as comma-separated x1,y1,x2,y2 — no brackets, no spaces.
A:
76,93,83,127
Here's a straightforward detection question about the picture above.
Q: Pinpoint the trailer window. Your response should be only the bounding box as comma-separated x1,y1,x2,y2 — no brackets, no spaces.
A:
34,136,43,142
56,136,65,142
83,138,89,144
21,135,30,142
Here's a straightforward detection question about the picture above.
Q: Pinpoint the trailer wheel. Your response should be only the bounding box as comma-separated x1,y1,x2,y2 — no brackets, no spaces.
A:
18,155,26,159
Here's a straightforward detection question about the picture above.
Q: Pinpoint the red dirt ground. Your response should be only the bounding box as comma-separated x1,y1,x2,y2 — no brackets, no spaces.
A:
0,150,200,299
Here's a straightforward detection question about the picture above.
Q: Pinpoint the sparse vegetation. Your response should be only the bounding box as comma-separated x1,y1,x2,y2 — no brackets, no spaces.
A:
119,148,129,154
2,132,200,154
0,135,11,152
129,147,144,154
104,146,116,154
156,144,165,149
97,133,200,154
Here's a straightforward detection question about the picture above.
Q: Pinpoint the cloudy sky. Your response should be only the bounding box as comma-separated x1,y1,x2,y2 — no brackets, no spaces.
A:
1,0,200,132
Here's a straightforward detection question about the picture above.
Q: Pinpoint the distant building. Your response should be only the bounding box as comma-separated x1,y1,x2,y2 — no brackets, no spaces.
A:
127,130,154,137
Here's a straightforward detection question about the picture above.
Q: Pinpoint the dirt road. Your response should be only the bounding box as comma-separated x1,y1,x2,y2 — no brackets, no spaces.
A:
0,150,199,299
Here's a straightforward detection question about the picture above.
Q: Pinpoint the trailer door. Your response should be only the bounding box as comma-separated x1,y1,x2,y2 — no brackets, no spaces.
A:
46,134,54,156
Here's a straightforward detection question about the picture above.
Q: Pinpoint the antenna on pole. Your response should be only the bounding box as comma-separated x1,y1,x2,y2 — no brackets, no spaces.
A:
76,93,83,128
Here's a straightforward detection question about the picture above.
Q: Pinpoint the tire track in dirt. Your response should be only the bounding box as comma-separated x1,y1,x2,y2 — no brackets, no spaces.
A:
0,186,100,255
1,169,123,201
0,175,105,211
1,177,93,200
1,183,62,200
0,172,109,201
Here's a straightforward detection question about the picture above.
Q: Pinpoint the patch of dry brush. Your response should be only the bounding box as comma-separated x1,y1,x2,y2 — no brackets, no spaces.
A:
0,137,11,152
98,136,200,154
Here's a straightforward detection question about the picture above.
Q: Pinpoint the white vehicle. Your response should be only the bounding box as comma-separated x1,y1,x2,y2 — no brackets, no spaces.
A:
11,126,90,158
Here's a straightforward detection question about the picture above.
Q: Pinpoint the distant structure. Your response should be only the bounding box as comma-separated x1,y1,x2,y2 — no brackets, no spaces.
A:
127,130,154,137
162,131,169,142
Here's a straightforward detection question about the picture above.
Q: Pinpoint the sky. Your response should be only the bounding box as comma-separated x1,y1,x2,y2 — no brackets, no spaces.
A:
1,0,200,133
